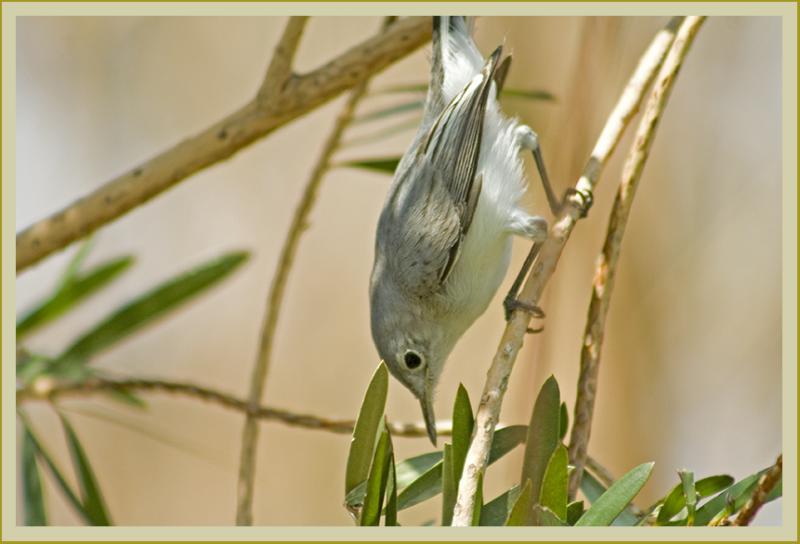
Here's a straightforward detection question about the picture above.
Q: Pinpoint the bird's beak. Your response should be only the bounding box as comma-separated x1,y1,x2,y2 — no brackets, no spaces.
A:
420,391,437,446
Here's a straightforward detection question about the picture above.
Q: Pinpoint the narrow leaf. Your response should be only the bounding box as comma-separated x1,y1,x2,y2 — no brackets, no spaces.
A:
679,470,696,526
580,468,640,526
441,444,455,526
395,451,441,489
395,425,527,511
59,238,96,289
656,473,735,524
58,251,249,362
384,437,398,526
352,100,424,124
539,444,569,522
17,256,134,339
340,118,421,148
480,485,520,526
397,462,442,510
531,504,567,526
694,468,776,526
59,415,111,525
501,88,557,101
338,157,400,175
346,362,389,494
360,426,391,526
21,427,47,525
451,384,474,485
505,480,533,526
567,500,584,525
576,462,654,526
20,417,89,523
520,375,561,505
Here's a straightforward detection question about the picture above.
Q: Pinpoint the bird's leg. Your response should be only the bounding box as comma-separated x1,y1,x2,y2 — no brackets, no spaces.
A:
515,125,593,218
504,210,547,333
503,242,546,333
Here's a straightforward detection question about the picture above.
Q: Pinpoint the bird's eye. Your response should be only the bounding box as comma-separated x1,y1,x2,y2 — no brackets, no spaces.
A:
404,350,423,370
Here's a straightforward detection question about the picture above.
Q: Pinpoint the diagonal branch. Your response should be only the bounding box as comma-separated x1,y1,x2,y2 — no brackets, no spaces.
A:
450,16,688,527
16,16,431,273
567,15,706,500
257,17,308,100
732,454,783,526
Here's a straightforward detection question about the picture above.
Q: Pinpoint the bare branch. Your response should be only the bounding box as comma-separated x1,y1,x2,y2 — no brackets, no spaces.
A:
733,454,783,526
16,16,431,273
234,17,400,525
567,16,706,500
450,16,689,527
257,17,309,100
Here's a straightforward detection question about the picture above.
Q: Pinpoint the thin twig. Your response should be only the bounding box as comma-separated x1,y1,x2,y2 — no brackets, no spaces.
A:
234,17,396,525
16,16,431,273
17,375,617,480
257,17,308,100
567,16,706,500
733,454,783,526
450,17,687,527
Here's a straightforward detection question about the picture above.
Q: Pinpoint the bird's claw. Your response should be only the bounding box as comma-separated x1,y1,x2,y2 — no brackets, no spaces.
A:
503,296,546,334
564,188,593,218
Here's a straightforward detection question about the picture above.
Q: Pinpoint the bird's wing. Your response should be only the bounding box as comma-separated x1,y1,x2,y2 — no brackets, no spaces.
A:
422,45,501,235
380,48,501,296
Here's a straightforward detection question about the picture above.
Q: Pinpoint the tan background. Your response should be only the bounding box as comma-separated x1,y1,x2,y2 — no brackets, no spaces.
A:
15,16,782,526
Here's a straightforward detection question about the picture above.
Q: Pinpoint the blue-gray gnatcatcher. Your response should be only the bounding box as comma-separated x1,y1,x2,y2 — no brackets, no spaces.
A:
369,16,590,444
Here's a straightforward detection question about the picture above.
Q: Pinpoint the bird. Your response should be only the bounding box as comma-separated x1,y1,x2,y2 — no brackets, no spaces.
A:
369,16,589,445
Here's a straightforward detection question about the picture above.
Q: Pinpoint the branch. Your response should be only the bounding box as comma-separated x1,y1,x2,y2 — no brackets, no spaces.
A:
16,16,431,273
450,16,688,527
567,15,706,500
234,17,398,525
257,17,308,100
17,375,615,479
733,454,783,526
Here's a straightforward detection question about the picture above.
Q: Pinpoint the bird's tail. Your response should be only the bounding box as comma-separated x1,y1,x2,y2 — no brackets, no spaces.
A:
432,17,484,101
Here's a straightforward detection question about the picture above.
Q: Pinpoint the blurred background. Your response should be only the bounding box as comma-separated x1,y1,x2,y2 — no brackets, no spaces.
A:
15,16,782,525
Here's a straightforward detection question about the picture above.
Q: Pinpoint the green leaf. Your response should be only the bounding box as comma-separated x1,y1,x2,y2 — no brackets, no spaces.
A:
395,451,441,489
567,500,584,525
679,470,696,526
505,480,533,526
345,362,389,494
441,444,455,526
59,415,112,525
396,425,527,511
20,416,89,523
373,82,556,103
501,88,556,101
397,461,442,510
531,504,567,526
60,238,96,288
471,471,484,526
488,425,528,464
539,444,569,522
579,469,640,526
451,384,474,486
520,375,561,505
338,157,400,175
480,485,520,526
656,474,735,524
58,251,249,362
360,426,391,526
352,100,424,124
559,402,568,440
694,468,779,526
384,438,398,526
575,462,653,526
103,387,147,410
21,427,47,525
17,256,134,339
339,118,421,149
